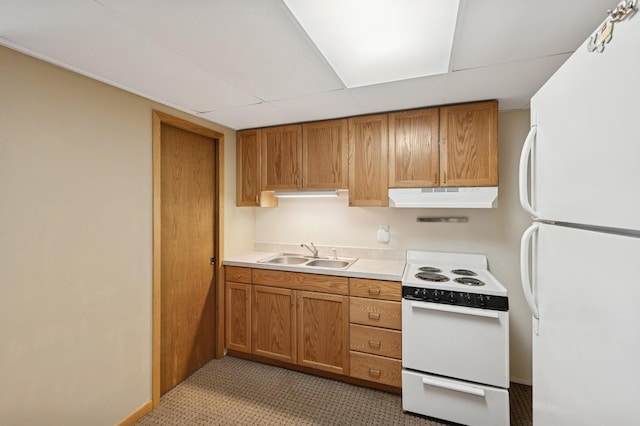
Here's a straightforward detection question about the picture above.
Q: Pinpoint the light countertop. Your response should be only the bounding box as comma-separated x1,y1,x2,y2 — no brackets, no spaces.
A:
223,251,406,282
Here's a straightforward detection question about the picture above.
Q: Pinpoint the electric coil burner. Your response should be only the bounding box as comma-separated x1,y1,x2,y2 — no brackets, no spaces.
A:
418,266,442,273
454,277,485,286
414,272,450,282
451,268,477,276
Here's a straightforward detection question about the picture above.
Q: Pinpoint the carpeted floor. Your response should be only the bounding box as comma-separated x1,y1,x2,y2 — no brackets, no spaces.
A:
136,356,531,425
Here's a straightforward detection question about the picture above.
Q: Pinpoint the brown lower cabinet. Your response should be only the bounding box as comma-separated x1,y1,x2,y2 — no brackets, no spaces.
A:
225,266,401,390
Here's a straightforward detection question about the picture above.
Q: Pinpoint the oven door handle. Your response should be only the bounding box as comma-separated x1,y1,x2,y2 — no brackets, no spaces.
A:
410,301,499,319
422,376,486,397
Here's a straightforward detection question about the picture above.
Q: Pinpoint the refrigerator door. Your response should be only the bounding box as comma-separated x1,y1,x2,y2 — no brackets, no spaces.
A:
525,14,640,230
528,222,640,425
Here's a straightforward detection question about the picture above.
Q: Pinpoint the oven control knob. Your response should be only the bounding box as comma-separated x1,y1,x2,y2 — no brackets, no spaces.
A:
414,289,420,297
432,290,441,301
465,293,473,304
448,292,456,302
477,295,487,306
421,289,428,299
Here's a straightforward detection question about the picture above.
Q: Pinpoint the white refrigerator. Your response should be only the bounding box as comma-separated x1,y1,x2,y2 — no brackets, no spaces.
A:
519,6,640,426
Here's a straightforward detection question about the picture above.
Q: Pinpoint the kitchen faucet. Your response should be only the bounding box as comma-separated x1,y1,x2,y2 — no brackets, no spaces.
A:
300,242,319,258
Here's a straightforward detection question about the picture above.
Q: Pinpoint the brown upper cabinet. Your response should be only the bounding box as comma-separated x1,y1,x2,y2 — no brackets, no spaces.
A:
440,100,498,187
236,129,262,206
259,120,348,192
348,114,389,207
388,107,440,187
302,119,348,190
261,124,302,191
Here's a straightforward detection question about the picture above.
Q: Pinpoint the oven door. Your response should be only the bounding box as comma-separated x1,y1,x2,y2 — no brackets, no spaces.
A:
402,298,509,388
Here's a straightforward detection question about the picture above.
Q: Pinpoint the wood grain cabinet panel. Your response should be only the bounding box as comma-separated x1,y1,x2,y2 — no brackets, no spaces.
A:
302,119,348,190
350,352,402,387
236,129,261,206
225,282,251,353
297,291,350,375
350,324,401,359
226,266,252,284
349,278,401,301
350,298,401,330
348,114,389,207
261,124,303,191
439,100,498,187
252,285,297,364
388,107,440,187
252,269,349,295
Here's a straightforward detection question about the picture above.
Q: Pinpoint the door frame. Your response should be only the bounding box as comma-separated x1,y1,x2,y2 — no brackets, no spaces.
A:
151,110,225,406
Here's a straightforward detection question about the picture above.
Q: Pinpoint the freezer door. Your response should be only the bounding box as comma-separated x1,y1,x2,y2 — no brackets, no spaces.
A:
531,223,640,425
527,14,640,230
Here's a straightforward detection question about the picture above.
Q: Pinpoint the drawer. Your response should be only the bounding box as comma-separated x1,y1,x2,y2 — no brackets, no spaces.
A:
402,369,509,426
350,298,401,330
226,266,251,284
350,352,401,387
349,278,401,301
252,269,348,295
350,324,401,359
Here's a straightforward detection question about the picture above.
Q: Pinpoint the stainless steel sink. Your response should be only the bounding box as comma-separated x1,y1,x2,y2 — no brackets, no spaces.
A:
305,259,351,269
257,253,357,269
259,255,308,265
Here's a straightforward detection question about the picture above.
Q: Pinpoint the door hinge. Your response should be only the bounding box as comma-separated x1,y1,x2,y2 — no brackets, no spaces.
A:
210,257,216,265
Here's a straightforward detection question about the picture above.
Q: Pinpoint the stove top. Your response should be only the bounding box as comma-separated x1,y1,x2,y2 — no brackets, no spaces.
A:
402,250,508,297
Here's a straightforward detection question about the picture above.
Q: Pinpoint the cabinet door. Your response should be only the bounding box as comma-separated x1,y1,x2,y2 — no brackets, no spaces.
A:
388,108,440,187
439,100,498,187
302,119,348,190
297,291,350,375
236,129,261,206
261,124,302,191
348,114,388,206
225,282,251,353
252,285,297,363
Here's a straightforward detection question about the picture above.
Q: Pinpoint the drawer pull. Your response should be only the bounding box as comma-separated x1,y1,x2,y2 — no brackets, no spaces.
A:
368,340,381,348
368,288,381,295
368,368,381,378
368,312,381,320
422,377,485,397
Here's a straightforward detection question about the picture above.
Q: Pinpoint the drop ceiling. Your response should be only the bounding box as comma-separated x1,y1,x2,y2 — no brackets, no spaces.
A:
0,0,615,130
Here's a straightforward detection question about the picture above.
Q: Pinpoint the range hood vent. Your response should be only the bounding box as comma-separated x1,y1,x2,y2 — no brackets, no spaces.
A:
388,187,498,208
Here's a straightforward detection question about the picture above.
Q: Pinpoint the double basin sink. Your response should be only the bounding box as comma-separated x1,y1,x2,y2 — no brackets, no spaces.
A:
257,253,357,270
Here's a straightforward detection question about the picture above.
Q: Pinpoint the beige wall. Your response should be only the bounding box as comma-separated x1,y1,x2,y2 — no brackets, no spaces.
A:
255,110,533,383
0,46,248,425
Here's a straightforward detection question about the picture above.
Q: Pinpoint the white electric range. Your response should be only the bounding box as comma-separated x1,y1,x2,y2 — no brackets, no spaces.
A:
401,250,510,426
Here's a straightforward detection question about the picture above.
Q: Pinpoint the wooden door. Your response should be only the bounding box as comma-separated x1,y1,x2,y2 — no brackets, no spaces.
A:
225,281,251,353
261,124,302,191
252,285,297,363
439,100,498,187
160,123,216,394
302,119,348,190
236,129,261,206
388,108,440,187
297,291,349,375
348,114,388,206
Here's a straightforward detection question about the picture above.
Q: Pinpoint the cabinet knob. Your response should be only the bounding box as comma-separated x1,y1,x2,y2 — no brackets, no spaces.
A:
368,288,381,295
368,340,381,348
368,368,381,378
368,312,381,320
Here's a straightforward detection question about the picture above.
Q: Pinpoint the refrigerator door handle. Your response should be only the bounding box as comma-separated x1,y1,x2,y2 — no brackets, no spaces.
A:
520,223,540,325
519,125,538,218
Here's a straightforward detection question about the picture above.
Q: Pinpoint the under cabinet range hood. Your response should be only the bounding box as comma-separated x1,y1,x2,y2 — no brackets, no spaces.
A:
388,187,498,208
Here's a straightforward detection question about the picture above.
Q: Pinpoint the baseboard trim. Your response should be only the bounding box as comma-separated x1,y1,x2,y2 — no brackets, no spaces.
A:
117,400,153,426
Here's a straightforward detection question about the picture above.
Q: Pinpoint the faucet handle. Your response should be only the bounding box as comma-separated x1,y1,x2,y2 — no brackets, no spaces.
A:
330,248,337,260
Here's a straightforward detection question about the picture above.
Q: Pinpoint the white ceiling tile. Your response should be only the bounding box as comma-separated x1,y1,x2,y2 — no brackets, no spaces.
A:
199,102,290,130
269,90,362,124
443,54,572,110
452,0,612,71
97,0,344,101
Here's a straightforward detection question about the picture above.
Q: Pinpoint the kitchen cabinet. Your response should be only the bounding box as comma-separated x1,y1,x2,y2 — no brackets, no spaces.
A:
225,267,252,353
302,119,348,190
439,100,498,187
348,278,402,388
260,124,302,191
252,285,297,363
236,129,277,207
348,114,389,207
388,107,440,187
297,290,349,375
